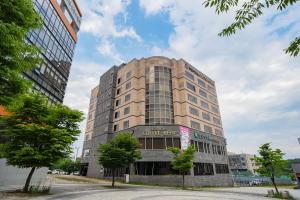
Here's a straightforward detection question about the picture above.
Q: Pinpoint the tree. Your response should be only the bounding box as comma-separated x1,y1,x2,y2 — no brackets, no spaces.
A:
0,0,42,106
168,145,196,189
50,158,80,174
97,133,141,188
252,143,288,194
0,93,83,192
204,0,300,56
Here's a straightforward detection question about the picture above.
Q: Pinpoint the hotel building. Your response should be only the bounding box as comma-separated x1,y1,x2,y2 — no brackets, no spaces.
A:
81,56,232,186
25,0,82,103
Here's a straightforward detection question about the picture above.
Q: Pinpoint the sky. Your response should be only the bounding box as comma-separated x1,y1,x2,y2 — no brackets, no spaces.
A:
64,0,300,159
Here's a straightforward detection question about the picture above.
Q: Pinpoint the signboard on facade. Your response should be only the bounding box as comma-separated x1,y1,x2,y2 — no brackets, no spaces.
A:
179,126,190,150
143,129,178,136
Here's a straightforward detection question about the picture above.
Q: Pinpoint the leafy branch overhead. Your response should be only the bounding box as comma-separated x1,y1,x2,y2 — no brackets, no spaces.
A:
204,0,300,56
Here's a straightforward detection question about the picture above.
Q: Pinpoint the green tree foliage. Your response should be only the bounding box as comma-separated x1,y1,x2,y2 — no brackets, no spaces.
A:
168,145,195,189
252,143,288,194
0,93,84,192
0,0,42,106
50,158,80,174
97,133,141,188
204,0,300,56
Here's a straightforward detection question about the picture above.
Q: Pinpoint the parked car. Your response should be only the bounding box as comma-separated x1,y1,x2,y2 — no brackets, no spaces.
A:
249,179,262,186
51,169,67,175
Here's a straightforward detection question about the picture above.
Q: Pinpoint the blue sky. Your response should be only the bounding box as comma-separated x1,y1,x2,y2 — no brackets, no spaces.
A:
65,0,300,158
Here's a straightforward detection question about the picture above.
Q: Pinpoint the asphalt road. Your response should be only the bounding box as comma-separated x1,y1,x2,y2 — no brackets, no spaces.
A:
29,183,273,200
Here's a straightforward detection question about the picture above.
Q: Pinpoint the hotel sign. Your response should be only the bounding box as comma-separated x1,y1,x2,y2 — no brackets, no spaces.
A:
143,129,178,136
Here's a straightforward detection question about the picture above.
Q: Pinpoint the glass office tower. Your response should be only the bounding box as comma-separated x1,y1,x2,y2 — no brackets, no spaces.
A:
25,0,82,103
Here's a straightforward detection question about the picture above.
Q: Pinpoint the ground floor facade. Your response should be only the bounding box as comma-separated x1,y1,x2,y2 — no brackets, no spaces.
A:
81,125,233,186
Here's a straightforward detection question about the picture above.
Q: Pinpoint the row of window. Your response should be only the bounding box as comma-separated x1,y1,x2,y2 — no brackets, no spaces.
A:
115,94,131,107
189,107,221,125
113,120,129,131
186,82,218,104
117,70,132,84
185,71,216,93
145,66,174,125
33,0,75,58
138,137,181,149
116,81,131,96
190,120,223,136
114,106,130,119
187,94,219,114
190,140,226,155
133,162,229,176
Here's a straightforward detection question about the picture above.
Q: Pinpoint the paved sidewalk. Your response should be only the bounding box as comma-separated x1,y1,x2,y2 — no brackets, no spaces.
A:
213,187,300,200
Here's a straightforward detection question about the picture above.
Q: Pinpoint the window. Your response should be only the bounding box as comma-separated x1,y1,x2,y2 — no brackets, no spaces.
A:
198,142,204,152
207,84,215,92
153,138,165,149
166,138,173,148
213,117,221,125
124,107,130,115
202,112,210,121
194,163,214,175
173,138,181,148
116,88,121,95
114,111,120,119
185,71,194,80
198,79,206,88
215,164,229,174
139,138,145,149
113,124,119,132
189,107,199,116
204,125,213,134
125,94,131,102
215,129,222,136
188,94,197,104
209,95,217,103
115,99,121,107
211,106,219,114
117,78,121,84
199,90,207,98
123,120,129,129
200,101,209,109
126,71,132,79
126,82,131,90
191,120,200,130
146,138,152,149
186,82,196,92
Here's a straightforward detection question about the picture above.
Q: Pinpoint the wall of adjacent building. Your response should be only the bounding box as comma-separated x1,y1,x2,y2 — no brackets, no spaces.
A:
0,159,48,189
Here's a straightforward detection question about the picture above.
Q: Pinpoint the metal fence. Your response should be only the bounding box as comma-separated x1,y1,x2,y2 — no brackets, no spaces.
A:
232,175,293,186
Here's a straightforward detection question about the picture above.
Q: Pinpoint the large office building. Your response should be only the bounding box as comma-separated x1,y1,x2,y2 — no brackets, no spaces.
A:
81,56,232,186
25,0,82,103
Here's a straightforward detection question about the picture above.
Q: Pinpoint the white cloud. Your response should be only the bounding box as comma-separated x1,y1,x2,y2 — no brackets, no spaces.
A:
64,61,110,156
78,0,141,62
140,0,300,157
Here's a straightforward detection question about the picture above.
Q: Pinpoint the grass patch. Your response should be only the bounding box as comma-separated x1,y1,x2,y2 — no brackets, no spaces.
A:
272,191,295,200
27,185,51,194
53,175,121,184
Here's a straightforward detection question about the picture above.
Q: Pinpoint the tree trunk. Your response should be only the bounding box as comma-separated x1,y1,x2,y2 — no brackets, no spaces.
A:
112,168,115,188
23,167,36,193
182,174,185,190
271,176,279,194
